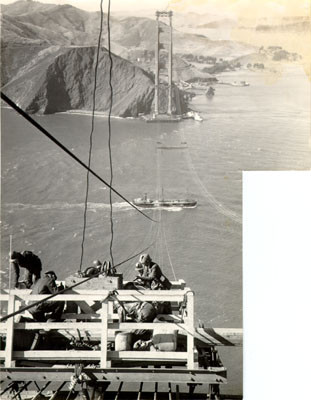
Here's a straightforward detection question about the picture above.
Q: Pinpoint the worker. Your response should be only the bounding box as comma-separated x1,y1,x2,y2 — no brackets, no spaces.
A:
136,253,172,290
117,301,157,323
10,250,42,289
29,271,64,322
133,261,148,282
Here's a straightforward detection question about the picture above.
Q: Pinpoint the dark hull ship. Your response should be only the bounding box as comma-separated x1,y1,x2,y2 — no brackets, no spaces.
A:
133,194,198,208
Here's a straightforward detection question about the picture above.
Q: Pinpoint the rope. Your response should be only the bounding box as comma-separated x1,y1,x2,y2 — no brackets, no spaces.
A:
162,221,177,281
0,92,158,223
107,0,115,268
79,0,105,272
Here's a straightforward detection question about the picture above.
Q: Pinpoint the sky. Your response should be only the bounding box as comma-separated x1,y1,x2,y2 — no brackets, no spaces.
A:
0,0,310,17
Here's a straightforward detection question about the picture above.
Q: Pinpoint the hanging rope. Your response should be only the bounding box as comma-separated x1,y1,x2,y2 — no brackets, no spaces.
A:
79,0,105,272
0,92,158,224
107,0,115,267
162,220,177,281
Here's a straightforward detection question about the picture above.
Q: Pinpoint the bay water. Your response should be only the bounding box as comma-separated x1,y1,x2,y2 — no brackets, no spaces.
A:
1,65,310,394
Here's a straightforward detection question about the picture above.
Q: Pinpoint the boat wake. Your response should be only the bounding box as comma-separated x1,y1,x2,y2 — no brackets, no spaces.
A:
3,202,186,213
136,205,184,212
3,202,134,212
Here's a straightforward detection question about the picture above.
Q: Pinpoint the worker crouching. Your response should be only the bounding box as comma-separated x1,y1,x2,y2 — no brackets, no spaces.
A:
135,254,172,290
29,271,64,322
10,250,42,289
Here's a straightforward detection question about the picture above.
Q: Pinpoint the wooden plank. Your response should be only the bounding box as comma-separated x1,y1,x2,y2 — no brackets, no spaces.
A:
100,300,109,368
186,291,195,369
13,322,186,332
4,283,186,295
108,351,188,361
9,350,188,362
61,313,101,320
7,289,189,302
12,350,101,360
5,295,15,367
15,322,103,330
1,367,227,385
0,323,9,333
195,328,243,347
109,322,186,330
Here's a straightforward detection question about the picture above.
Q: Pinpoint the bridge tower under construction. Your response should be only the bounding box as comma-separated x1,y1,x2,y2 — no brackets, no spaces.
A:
154,10,173,116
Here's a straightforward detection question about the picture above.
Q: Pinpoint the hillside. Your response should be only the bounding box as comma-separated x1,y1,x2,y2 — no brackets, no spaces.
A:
0,1,262,116
1,1,256,58
3,47,155,117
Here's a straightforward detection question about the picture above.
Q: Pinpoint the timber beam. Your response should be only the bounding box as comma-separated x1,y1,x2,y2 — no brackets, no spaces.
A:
0,366,227,386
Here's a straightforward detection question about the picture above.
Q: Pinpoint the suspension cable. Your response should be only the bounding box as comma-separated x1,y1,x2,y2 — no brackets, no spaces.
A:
0,92,158,223
79,0,105,272
107,0,115,267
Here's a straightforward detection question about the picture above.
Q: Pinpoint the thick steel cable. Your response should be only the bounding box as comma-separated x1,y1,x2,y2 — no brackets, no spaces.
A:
79,0,105,272
107,0,115,267
0,92,158,223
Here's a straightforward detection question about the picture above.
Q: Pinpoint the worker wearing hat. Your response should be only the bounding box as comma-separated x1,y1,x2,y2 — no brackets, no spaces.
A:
10,250,42,289
29,270,64,322
136,254,171,290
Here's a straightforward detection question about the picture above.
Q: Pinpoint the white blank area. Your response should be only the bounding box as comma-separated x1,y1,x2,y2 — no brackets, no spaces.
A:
243,171,311,400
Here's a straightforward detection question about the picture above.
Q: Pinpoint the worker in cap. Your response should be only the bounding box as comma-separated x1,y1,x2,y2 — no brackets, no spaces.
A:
29,270,64,322
45,270,57,280
10,250,42,289
136,254,171,290
139,253,151,265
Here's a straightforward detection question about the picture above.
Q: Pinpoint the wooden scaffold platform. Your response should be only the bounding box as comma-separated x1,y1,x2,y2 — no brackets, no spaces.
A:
0,279,242,399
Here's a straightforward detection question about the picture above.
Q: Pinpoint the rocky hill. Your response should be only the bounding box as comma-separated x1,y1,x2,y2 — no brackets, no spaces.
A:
2,47,155,117
0,1,258,116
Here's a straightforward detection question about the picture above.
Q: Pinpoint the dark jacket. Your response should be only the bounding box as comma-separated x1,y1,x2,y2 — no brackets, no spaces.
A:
12,251,42,287
139,263,162,283
139,262,172,290
30,276,64,321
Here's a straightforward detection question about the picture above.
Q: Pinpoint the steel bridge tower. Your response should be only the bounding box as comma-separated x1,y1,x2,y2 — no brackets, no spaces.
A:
154,10,173,116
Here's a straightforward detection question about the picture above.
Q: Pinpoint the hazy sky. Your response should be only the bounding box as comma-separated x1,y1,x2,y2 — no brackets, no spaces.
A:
1,0,309,17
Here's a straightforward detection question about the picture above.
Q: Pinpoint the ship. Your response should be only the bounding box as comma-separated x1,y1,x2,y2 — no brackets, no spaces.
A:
218,80,250,87
231,81,250,87
0,7,243,399
133,193,198,208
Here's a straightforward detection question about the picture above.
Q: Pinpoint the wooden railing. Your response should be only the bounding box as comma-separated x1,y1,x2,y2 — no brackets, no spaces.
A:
0,284,196,369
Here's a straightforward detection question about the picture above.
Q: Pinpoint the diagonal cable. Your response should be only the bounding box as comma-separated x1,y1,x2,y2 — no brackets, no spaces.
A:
0,92,158,223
